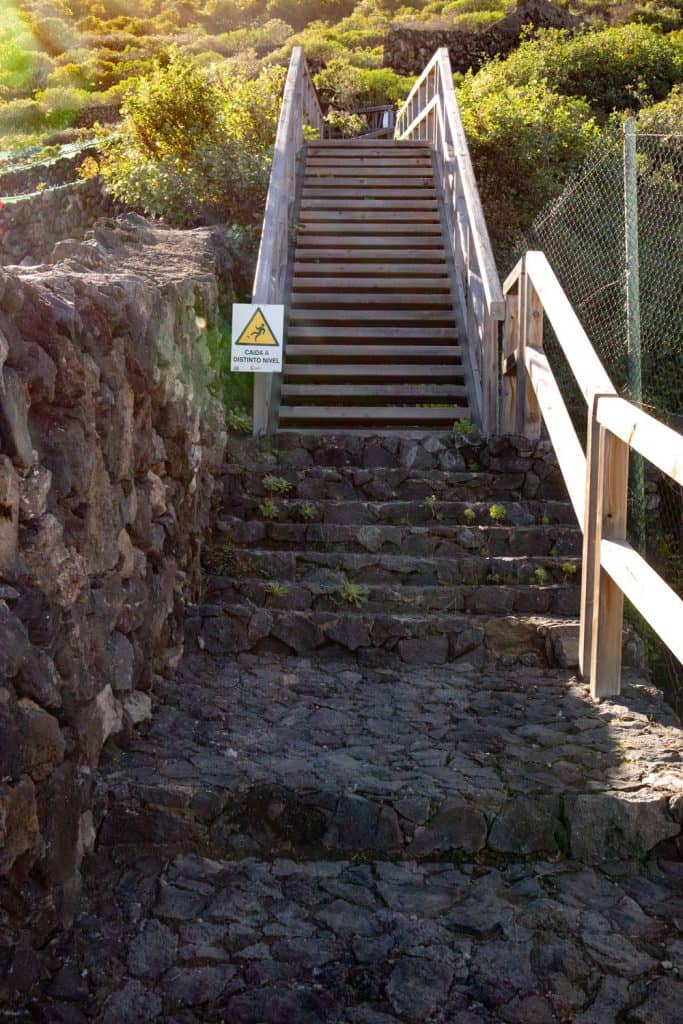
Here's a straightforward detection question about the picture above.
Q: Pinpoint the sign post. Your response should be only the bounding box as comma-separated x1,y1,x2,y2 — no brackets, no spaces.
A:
231,304,284,374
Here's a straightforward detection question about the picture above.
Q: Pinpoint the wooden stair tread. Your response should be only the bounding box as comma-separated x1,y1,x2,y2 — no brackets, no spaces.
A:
282,384,468,398
290,294,453,307
283,363,463,376
285,345,460,358
288,326,457,339
278,406,470,422
292,262,450,275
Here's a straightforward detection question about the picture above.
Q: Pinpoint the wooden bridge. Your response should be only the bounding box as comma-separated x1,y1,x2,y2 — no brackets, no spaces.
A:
249,46,683,702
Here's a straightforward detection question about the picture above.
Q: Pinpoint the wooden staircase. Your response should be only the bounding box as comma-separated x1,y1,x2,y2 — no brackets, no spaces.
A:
278,139,470,431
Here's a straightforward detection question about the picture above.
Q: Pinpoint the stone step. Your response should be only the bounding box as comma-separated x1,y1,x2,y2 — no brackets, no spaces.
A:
222,459,568,500
194,603,582,664
202,547,582,588
225,431,561,475
214,517,583,559
39,850,683,1024
206,578,580,618
218,497,578,529
99,651,681,867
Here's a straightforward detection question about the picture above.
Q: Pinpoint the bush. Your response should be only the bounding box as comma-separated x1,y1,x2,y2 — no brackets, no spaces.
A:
468,25,683,118
458,79,600,251
98,51,281,229
314,59,414,108
0,97,44,133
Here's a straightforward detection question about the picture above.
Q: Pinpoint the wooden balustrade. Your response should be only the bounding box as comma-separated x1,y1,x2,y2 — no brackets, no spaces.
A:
503,251,683,698
252,47,322,435
395,48,505,434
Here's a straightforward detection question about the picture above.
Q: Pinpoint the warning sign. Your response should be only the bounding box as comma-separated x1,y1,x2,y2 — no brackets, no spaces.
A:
231,303,284,373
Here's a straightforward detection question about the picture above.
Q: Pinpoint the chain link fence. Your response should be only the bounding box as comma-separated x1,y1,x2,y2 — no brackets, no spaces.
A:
517,124,683,715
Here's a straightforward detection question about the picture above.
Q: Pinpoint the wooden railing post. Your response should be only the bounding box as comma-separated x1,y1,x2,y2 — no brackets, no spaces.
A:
584,396,629,698
500,290,519,435
514,260,542,439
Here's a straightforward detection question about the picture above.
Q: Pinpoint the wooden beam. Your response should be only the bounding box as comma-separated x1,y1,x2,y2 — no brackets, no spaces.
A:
500,292,519,435
588,421,629,699
595,395,683,486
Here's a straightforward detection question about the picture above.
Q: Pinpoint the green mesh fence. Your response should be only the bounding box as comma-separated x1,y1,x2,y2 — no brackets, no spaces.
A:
518,124,683,715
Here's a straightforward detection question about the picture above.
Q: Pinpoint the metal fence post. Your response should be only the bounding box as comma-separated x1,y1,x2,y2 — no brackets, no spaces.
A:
623,117,646,553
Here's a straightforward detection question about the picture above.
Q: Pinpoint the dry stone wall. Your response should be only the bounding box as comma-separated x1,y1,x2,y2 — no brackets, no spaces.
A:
383,0,579,75
0,214,233,961
0,179,116,267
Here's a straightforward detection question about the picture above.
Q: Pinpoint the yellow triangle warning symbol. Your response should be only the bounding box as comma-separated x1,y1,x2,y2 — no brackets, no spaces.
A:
235,307,280,347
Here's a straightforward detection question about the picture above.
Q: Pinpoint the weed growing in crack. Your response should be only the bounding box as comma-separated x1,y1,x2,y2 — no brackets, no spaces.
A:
425,495,444,521
263,474,291,495
489,503,506,523
227,408,252,434
298,502,317,521
259,498,278,519
534,567,549,585
561,562,577,578
338,577,370,608
463,507,476,523
265,581,289,598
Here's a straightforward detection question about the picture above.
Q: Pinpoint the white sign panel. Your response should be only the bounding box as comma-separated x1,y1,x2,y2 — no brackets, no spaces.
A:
231,303,284,373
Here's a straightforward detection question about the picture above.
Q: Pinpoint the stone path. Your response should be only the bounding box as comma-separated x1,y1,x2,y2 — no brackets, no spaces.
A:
10,820,683,1023
5,431,682,1022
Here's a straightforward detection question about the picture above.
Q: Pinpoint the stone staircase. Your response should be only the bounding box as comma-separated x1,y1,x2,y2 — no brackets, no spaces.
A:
22,430,682,1024
201,431,584,667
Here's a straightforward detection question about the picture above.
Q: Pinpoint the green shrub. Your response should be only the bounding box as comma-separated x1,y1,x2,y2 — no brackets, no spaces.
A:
459,79,600,250
314,59,414,109
469,25,683,118
98,51,281,228
0,97,44,133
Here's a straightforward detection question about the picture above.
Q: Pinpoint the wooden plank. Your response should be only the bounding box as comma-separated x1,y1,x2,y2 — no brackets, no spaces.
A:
299,210,440,222
279,406,468,422
287,326,458,339
306,156,432,165
288,309,456,322
517,272,543,440
292,261,449,275
302,189,439,200
285,344,461,358
281,383,468,398
307,140,429,149
302,176,435,187
298,223,443,236
283,363,463,377
600,539,683,663
290,293,453,306
579,394,602,682
291,277,450,290
297,235,445,247
500,292,519,435
306,166,433,177
293,249,447,261
524,252,615,404
595,395,683,486
300,199,439,210
589,424,629,699
524,347,586,525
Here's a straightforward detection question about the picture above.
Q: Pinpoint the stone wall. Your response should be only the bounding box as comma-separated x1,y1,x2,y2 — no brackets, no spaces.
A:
0,179,116,267
383,0,579,75
0,214,233,966
0,148,99,200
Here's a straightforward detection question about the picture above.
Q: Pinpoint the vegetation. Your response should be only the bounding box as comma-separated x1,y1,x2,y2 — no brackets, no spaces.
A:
262,474,292,494
337,577,370,607
1,1,681,253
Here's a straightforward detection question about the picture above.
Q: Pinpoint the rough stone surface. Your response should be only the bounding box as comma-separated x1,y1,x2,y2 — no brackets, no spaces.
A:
0,215,236,950
96,650,681,863
4,852,682,1021
383,0,580,75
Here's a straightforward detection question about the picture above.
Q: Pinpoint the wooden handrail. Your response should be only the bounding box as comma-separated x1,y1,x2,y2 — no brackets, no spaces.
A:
502,251,683,699
252,47,322,435
395,48,505,435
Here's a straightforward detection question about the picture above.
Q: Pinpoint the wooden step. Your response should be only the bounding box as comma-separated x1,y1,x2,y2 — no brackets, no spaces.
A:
287,326,458,340
285,345,461,359
305,167,433,179
291,277,450,291
299,210,440,222
302,189,439,200
292,261,450,276
300,199,440,210
296,238,445,250
281,383,468,401
278,406,469,424
290,293,453,307
298,223,443,237
307,140,430,148
282,363,463,379
301,177,435,189
288,309,455,323
293,249,447,262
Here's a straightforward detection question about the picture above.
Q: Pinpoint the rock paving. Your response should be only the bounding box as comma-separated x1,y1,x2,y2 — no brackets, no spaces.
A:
8,848,683,1023
99,652,682,864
